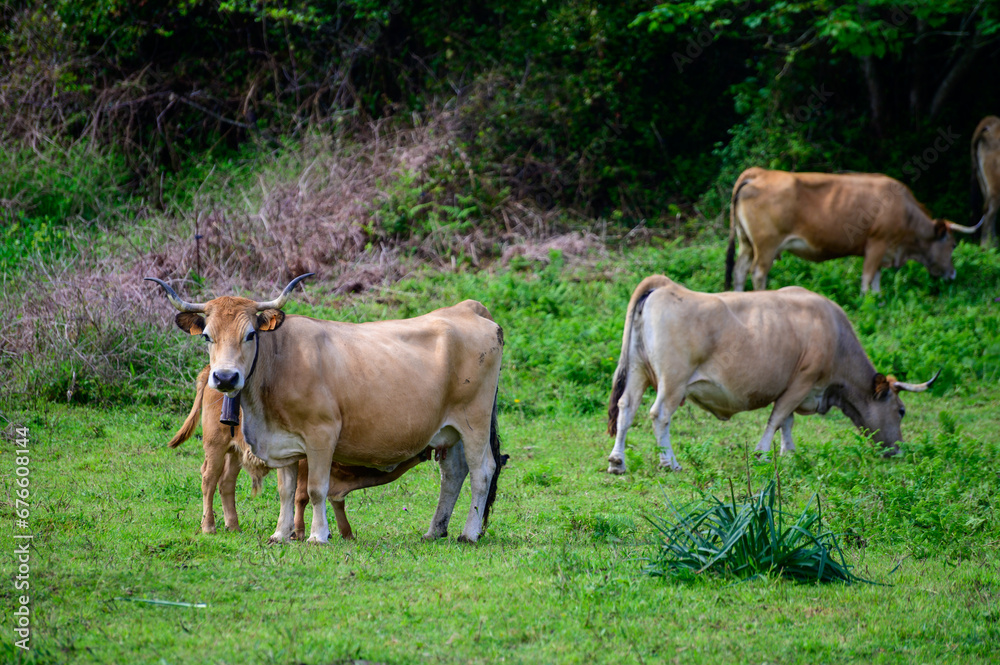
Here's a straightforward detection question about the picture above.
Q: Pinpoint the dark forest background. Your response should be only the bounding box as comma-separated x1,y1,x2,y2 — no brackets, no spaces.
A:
3,0,998,236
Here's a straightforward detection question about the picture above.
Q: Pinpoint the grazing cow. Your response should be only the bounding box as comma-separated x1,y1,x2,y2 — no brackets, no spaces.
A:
972,116,1000,248
725,167,983,293
168,366,431,539
606,275,938,474
148,275,505,543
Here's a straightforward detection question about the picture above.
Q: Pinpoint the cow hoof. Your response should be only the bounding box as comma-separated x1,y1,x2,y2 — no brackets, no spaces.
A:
225,524,241,532
607,455,626,475
456,534,478,544
201,525,217,535
422,531,446,541
267,533,290,544
290,530,305,541
659,462,682,472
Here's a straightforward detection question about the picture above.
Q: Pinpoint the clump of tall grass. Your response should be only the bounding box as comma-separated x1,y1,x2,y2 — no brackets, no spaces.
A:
644,480,873,585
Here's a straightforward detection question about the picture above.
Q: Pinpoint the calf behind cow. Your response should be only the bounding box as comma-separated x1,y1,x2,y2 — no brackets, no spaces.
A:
606,275,938,474
148,275,505,544
726,167,982,293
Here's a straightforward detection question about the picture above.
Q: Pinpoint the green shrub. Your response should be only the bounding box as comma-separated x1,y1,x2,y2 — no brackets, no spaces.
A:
645,480,873,584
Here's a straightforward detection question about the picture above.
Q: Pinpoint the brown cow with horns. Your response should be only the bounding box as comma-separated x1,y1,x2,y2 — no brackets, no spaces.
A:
147,274,505,543
725,167,984,293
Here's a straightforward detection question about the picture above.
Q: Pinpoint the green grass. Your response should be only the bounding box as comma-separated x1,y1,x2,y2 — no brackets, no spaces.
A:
2,239,999,663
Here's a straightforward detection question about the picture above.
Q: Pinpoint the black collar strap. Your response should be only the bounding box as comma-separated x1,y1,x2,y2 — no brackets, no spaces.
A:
220,332,260,435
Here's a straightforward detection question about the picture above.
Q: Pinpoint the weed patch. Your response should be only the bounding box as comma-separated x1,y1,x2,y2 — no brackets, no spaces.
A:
645,480,873,584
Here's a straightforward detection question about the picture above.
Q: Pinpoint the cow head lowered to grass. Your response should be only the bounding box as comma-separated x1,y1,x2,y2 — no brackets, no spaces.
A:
147,275,506,544
606,275,939,474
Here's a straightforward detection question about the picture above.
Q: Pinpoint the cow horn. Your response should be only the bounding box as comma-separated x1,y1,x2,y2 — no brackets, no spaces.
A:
255,273,314,311
892,369,941,393
947,216,985,234
144,277,208,313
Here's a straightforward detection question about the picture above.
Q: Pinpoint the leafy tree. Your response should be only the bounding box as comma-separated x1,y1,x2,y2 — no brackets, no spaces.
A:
633,1,1000,130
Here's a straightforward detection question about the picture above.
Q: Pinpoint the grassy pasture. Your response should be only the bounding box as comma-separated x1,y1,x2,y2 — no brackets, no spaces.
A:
3,240,999,664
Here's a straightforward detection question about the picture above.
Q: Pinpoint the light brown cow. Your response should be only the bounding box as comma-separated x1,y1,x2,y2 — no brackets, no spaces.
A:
168,366,431,538
606,275,938,474
148,275,505,544
725,167,983,293
972,116,1000,248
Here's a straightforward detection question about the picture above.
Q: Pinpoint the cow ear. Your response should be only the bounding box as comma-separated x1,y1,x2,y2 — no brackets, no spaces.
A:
872,373,892,400
933,219,949,240
256,309,285,332
176,312,205,336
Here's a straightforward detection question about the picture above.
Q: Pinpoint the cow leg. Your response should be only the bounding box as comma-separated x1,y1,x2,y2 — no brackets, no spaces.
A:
869,270,882,294
268,464,298,543
218,449,242,531
305,447,334,544
650,386,686,471
779,415,795,455
750,247,777,291
331,500,354,540
732,243,753,292
607,369,649,474
292,460,308,541
458,435,497,544
424,440,469,541
199,438,230,534
981,198,999,248
756,388,811,455
861,245,886,294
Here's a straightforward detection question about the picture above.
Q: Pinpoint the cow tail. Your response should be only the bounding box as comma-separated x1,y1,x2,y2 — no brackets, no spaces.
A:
971,126,986,227
481,383,505,531
725,173,752,290
608,276,667,437
167,365,210,448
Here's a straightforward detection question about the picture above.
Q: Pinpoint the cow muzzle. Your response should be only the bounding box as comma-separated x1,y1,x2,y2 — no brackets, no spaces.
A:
209,368,244,395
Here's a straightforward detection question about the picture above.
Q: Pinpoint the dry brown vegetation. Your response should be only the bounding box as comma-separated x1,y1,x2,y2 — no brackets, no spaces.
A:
0,110,608,406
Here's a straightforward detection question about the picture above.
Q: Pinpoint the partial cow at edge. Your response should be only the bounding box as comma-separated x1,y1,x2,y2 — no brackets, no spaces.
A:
725,167,983,294
971,115,1000,248
167,366,431,539
606,275,939,475
148,275,505,544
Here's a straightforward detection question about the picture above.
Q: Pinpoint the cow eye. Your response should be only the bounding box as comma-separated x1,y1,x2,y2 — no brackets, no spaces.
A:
245,330,256,343
898,407,906,418
202,333,212,343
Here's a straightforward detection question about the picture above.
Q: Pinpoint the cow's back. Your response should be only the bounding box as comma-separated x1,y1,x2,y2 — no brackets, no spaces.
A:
735,169,911,259
640,284,842,415
263,302,502,466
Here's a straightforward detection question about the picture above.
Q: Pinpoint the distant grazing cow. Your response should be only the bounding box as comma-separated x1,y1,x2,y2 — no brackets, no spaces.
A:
606,275,938,474
725,167,983,293
972,116,1000,248
168,366,430,539
148,275,505,543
